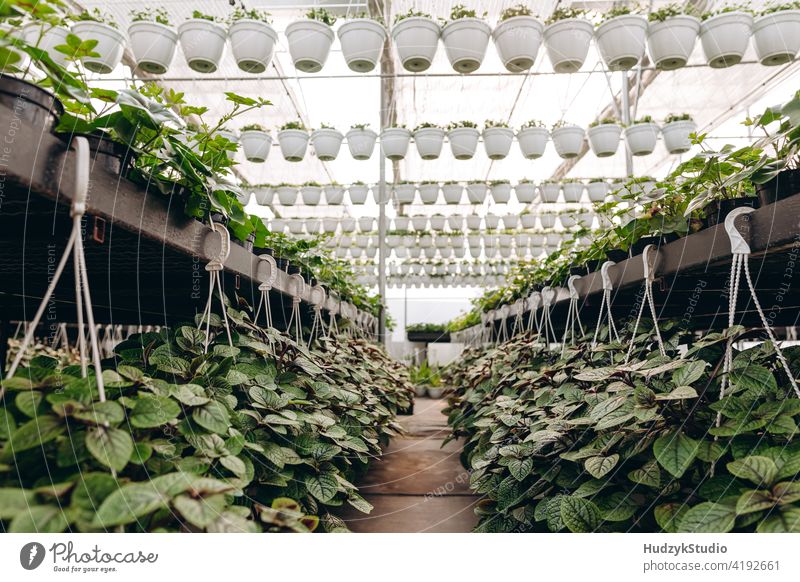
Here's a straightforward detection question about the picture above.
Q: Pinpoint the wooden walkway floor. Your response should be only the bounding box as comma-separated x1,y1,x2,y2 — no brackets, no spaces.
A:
338,398,480,533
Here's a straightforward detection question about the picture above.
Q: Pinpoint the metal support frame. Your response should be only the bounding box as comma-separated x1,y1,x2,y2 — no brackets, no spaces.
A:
620,72,634,178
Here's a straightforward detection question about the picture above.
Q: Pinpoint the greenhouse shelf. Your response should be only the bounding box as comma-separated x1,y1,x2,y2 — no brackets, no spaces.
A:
0,109,365,330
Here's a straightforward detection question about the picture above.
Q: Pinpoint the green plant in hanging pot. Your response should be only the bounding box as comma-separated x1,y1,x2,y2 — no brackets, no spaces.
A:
127,7,178,74
285,8,336,72
228,6,278,74
441,4,491,73
543,7,593,73
178,10,227,73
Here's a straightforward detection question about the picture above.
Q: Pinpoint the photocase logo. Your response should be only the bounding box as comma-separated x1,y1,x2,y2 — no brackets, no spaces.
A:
19,542,46,570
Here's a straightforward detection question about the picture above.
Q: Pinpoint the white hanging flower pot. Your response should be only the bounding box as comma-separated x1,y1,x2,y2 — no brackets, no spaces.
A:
380,127,411,160
551,125,585,158
466,183,488,204
624,122,660,156
338,18,387,72
540,183,560,203
529,233,546,246
411,216,429,231
483,126,514,159
394,184,417,204
270,218,286,233
492,15,543,71
394,217,410,230
753,10,800,66
521,214,537,229
587,181,610,202
236,189,251,206
485,214,500,230
490,182,512,203
301,185,322,205
414,127,445,159
515,233,529,246
305,218,321,234
178,18,227,73
468,234,482,246
340,218,356,233
442,183,463,204
517,126,549,159
23,23,70,67
277,129,309,162
373,186,390,204
345,128,377,160
127,21,178,74
365,246,378,259
391,16,441,72
253,186,273,205
661,119,697,154
71,21,126,74
275,185,298,205
240,129,272,163
577,212,594,229
595,15,648,71
587,123,622,157
647,15,700,70
310,128,343,161
419,235,433,248
419,183,440,204
447,126,480,159
358,217,375,231
447,215,463,230
468,245,481,258
543,18,594,73
441,17,492,73
355,235,369,248
430,216,446,231
386,234,401,247
502,215,519,229
287,219,304,234
466,215,482,230
699,12,753,68
348,184,369,204
285,18,335,72
325,185,345,204
322,218,339,233
228,18,278,73
559,214,577,228
515,181,537,203
562,182,585,203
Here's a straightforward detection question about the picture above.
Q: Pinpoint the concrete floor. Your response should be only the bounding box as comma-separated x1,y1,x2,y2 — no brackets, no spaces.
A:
338,398,481,533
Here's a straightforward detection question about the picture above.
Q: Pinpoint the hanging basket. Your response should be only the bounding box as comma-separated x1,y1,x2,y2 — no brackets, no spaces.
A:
276,185,298,205
346,128,377,160
127,21,178,74
301,186,322,205
624,122,660,156
441,18,492,73
252,186,272,205
595,15,648,71
490,182,512,203
23,23,70,67
395,217,411,230
358,217,375,231
485,214,500,229
310,128,343,161
325,185,345,204
322,217,339,233
540,183,561,203
543,18,594,73
539,214,557,228
699,12,753,68
448,127,480,159
587,123,622,157
448,215,463,230
517,126,549,159
647,15,700,70
419,183,440,204
394,184,417,204
501,215,519,229
348,184,369,204
520,214,537,229
492,16,543,72
466,215,482,230
178,19,227,73
753,10,800,66
551,125,585,158
661,120,697,154
562,182,585,203
338,18,386,72
414,127,445,159
483,126,514,160
240,129,272,163
515,182,537,203
380,127,411,160
71,21,126,74
391,16,441,72
587,181,610,202
340,218,356,232
430,216,447,231
466,183,488,204
277,129,309,162
287,219,304,234
442,183,463,204
412,216,429,231
285,19,335,72
228,19,278,73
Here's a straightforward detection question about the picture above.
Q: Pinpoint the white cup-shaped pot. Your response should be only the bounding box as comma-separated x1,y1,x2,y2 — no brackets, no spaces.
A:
338,18,386,72
562,183,585,203
430,216,447,231
517,126,549,159
595,15,648,71
380,127,411,160
414,127,445,160
411,216,429,231
521,214,537,229
543,18,594,73
373,186,390,204
661,120,697,154
325,185,345,204
483,127,514,160
539,214,557,228
322,218,339,233
277,129,309,162
441,18,492,73
492,16,543,71
340,218,356,233
253,186,273,205
270,218,286,233
301,186,322,205
305,219,321,234
442,183,463,204
228,19,278,73
559,214,577,228
310,128,343,161
346,128,377,160
348,184,369,204
419,183,440,204
72,21,126,74
448,127,480,159
358,217,375,232
647,16,700,70
466,215,482,230
23,23,70,67
285,19,335,72
276,186,298,205
485,214,500,229
127,21,178,74
624,123,660,156
391,16,441,72
753,11,800,66
699,12,753,68
178,19,227,73
515,233,530,247
587,182,610,202
466,183,488,204
394,184,417,204
587,123,622,158
240,130,272,163
502,215,519,230
395,217,410,230
490,183,512,203
540,183,561,203
448,215,463,230
287,219,304,234
515,182,537,203
551,125,585,158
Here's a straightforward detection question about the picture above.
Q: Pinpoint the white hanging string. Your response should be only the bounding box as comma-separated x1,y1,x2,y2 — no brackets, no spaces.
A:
254,255,277,330
540,287,557,348
592,261,620,347
284,274,305,343
498,305,510,344
198,220,233,353
626,245,666,363
307,286,327,348
562,276,585,357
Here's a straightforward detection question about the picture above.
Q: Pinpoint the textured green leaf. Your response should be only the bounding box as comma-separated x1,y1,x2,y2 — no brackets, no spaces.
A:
678,502,736,533
0,415,64,460
655,386,698,401
653,431,699,478
9,505,69,533
756,508,800,533
736,490,774,515
305,472,338,503
174,493,227,529
131,395,181,428
628,459,661,488
192,401,230,434
560,496,601,533
727,456,778,487
654,503,687,533
585,454,619,479
73,401,125,425
508,456,534,481
672,360,706,386
85,427,133,472
0,487,36,519
93,482,169,528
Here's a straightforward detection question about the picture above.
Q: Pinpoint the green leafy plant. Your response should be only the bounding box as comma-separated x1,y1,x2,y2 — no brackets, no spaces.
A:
130,8,171,26
485,120,510,129
520,119,546,129
394,9,433,24
241,123,267,132
665,113,693,124
190,10,218,22
761,2,800,15
546,7,587,25
448,120,478,130
414,122,441,130
280,121,306,131
589,117,620,127
500,5,536,21
228,7,272,24
307,7,336,26
75,8,117,28
448,4,485,21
